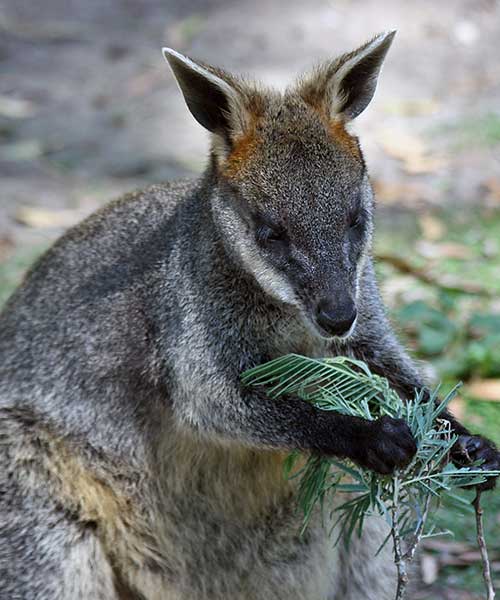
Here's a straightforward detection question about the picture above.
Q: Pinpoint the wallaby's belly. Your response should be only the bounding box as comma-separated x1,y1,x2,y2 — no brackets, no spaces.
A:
141,497,395,600
132,439,340,600
141,499,339,600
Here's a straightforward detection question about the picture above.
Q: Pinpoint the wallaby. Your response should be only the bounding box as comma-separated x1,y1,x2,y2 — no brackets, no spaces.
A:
0,31,498,600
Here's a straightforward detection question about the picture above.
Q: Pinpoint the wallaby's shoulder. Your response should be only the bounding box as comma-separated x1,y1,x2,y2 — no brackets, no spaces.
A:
0,178,199,315
79,178,197,235
35,178,198,266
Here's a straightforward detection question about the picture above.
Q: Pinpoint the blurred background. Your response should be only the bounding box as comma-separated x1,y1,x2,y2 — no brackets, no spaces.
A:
1,0,499,597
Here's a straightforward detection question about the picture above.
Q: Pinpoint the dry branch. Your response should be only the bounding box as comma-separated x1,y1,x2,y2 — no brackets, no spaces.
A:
473,491,496,600
375,252,492,297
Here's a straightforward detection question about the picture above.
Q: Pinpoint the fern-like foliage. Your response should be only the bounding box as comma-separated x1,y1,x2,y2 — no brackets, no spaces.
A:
242,355,499,550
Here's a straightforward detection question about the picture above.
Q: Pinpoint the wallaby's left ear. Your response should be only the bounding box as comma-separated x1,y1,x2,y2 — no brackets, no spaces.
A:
162,48,250,146
298,30,396,121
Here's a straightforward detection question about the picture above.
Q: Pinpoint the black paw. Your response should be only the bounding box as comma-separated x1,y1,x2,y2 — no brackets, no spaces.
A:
452,434,500,491
354,416,417,475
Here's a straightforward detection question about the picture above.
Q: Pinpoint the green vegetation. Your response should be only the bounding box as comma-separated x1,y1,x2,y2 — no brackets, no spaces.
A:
431,112,500,149
376,206,500,595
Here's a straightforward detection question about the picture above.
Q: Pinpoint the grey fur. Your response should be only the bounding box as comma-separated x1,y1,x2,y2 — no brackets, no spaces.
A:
1,33,497,600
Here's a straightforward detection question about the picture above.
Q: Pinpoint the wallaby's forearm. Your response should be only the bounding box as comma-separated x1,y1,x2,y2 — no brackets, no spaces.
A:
179,385,416,474
187,386,367,454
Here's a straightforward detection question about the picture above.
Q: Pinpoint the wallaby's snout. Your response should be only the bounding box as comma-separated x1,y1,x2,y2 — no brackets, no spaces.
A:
314,295,357,339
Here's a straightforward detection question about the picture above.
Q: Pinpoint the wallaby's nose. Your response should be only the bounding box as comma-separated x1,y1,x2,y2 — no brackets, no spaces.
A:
314,297,357,338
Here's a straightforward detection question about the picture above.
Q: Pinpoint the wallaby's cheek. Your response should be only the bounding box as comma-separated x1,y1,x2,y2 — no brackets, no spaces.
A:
243,249,299,307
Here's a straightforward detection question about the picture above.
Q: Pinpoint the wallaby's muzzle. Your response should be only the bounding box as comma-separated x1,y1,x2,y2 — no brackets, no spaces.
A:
314,296,357,339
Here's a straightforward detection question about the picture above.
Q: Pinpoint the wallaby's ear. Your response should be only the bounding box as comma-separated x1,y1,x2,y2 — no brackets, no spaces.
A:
298,31,396,121
162,48,247,144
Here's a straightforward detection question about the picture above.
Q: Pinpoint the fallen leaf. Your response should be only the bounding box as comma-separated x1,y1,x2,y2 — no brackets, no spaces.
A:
383,98,440,117
378,129,425,159
419,214,445,240
416,241,473,260
421,553,439,585
482,178,500,204
14,207,82,229
448,396,465,421
377,129,447,174
372,180,433,205
404,155,448,175
466,379,500,402
0,95,36,118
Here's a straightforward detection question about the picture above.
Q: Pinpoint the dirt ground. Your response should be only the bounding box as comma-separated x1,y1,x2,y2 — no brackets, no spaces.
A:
1,0,500,252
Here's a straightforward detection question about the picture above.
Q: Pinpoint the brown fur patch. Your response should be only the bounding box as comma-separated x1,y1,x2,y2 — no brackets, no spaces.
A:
48,444,131,525
2,410,162,575
328,118,361,159
221,126,262,180
298,79,361,160
211,87,268,180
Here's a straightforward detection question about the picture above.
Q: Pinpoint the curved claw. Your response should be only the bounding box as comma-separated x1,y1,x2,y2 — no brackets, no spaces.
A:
452,434,500,491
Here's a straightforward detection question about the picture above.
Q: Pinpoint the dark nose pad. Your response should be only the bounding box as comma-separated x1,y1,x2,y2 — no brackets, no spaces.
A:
315,297,357,337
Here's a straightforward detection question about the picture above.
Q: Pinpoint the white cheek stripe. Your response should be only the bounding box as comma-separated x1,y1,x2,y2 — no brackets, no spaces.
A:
217,198,300,307
238,241,299,306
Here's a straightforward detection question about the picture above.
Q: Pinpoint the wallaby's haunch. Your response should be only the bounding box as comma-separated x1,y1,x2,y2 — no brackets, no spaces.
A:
1,31,498,600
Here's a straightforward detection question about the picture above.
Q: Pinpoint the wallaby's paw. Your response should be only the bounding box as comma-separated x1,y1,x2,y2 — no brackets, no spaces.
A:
452,434,499,491
354,416,417,475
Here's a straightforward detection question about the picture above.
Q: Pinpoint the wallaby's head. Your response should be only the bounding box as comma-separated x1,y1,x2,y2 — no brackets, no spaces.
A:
163,32,395,340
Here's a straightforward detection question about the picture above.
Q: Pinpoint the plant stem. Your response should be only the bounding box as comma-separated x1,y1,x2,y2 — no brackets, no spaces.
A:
473,491,496,600
403,494,430,563
391,477,409,600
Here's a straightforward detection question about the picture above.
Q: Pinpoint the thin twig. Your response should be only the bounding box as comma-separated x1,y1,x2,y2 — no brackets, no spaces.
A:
472,491,496,600
391,489,431,600
375,251,492,297
403,494,431,562
391,477,409,600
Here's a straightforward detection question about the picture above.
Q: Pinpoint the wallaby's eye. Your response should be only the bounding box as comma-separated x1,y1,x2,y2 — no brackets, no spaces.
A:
256,223,288,247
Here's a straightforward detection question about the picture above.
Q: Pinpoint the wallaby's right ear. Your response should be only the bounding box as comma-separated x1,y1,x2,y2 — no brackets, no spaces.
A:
297,31,396,122
162,48,247,145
